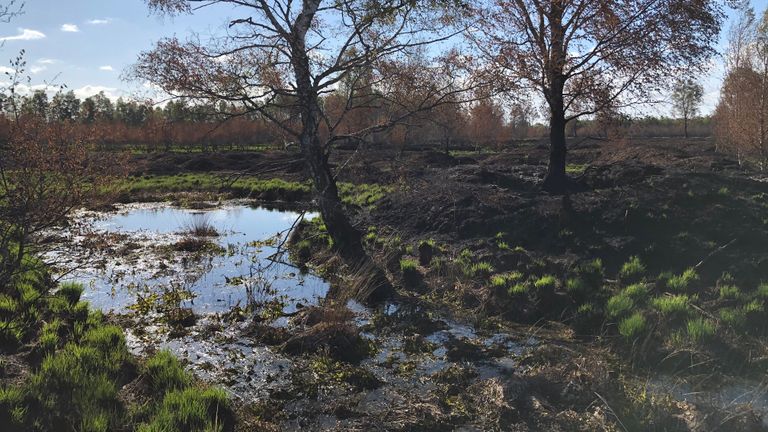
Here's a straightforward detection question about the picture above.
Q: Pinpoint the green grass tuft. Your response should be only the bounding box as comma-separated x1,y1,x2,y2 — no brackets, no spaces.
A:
619,256,645,281
619,313,646,340
606,294,634,318
144,350,191,395
57,282,85,305
652,295,689,315
719,285,741,300
533,275,557,291
399,258,418,273
623,283,649,301
138,387,232,432
666,268,698,291
686,318,716,344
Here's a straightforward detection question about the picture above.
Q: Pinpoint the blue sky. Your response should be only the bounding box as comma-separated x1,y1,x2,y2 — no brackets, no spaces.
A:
0,0,235,100
0,0,763,116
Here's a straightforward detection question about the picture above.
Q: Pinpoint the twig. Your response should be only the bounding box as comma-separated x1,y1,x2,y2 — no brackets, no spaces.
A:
694,238,737,270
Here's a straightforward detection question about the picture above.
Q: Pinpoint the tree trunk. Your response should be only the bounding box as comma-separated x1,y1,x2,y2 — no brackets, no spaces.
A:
543,109,568,192
542,4,568,194
684,116,689,138
291,22,392,303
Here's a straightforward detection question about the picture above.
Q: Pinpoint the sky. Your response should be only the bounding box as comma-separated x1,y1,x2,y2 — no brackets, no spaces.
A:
0,0,764,116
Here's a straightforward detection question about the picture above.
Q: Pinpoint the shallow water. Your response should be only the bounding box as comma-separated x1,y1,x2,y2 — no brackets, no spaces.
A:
56,203,329,314
55,201,539,413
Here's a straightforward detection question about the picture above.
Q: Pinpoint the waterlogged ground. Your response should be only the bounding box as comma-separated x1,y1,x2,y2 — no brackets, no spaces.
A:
50,201,544,428
47,201,768,429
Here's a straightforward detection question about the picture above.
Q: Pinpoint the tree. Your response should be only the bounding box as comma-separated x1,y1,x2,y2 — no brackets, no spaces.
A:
21,90,48,119
671,78,704,138
134,0,482,301
468,99,506,149
474,0,723,191
49,91,81,122
715,5,768,165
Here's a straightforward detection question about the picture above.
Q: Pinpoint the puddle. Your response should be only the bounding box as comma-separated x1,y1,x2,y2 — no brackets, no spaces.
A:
53,202,329,314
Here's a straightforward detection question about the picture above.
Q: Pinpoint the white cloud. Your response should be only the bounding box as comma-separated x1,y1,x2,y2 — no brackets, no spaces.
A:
87,18,111,25
72,85,121,100
99,65,114,71
0,28,46,42
61,24,80,33
38,58,58,65
30,66,46,74
0,66,15,75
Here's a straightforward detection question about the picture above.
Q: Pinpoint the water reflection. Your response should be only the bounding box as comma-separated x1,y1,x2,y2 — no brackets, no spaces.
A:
58,203,329,315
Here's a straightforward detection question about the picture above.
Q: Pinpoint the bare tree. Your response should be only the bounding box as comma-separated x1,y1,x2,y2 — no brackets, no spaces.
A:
473,0,723,191
135,0,483,300
715,5,768,166
671,77,704,138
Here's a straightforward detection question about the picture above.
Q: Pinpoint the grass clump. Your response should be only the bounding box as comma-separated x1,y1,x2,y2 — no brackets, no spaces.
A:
623,283,649,302
606,294,634,319
666,268,698,291
138,387,233,432
619,313,646,340
651,295,689,315
471,261,494,276
57,282,85,305
686,318,716,344
719,285,741,300
144,350,190,395
533,275,558,291
619,256,645,282
755,283,768,299
490,272,523,289
719,307,746,329
507,283,529,296
399,258,418,273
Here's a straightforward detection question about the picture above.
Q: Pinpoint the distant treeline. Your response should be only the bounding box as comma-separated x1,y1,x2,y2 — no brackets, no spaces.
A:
0,89,712,153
